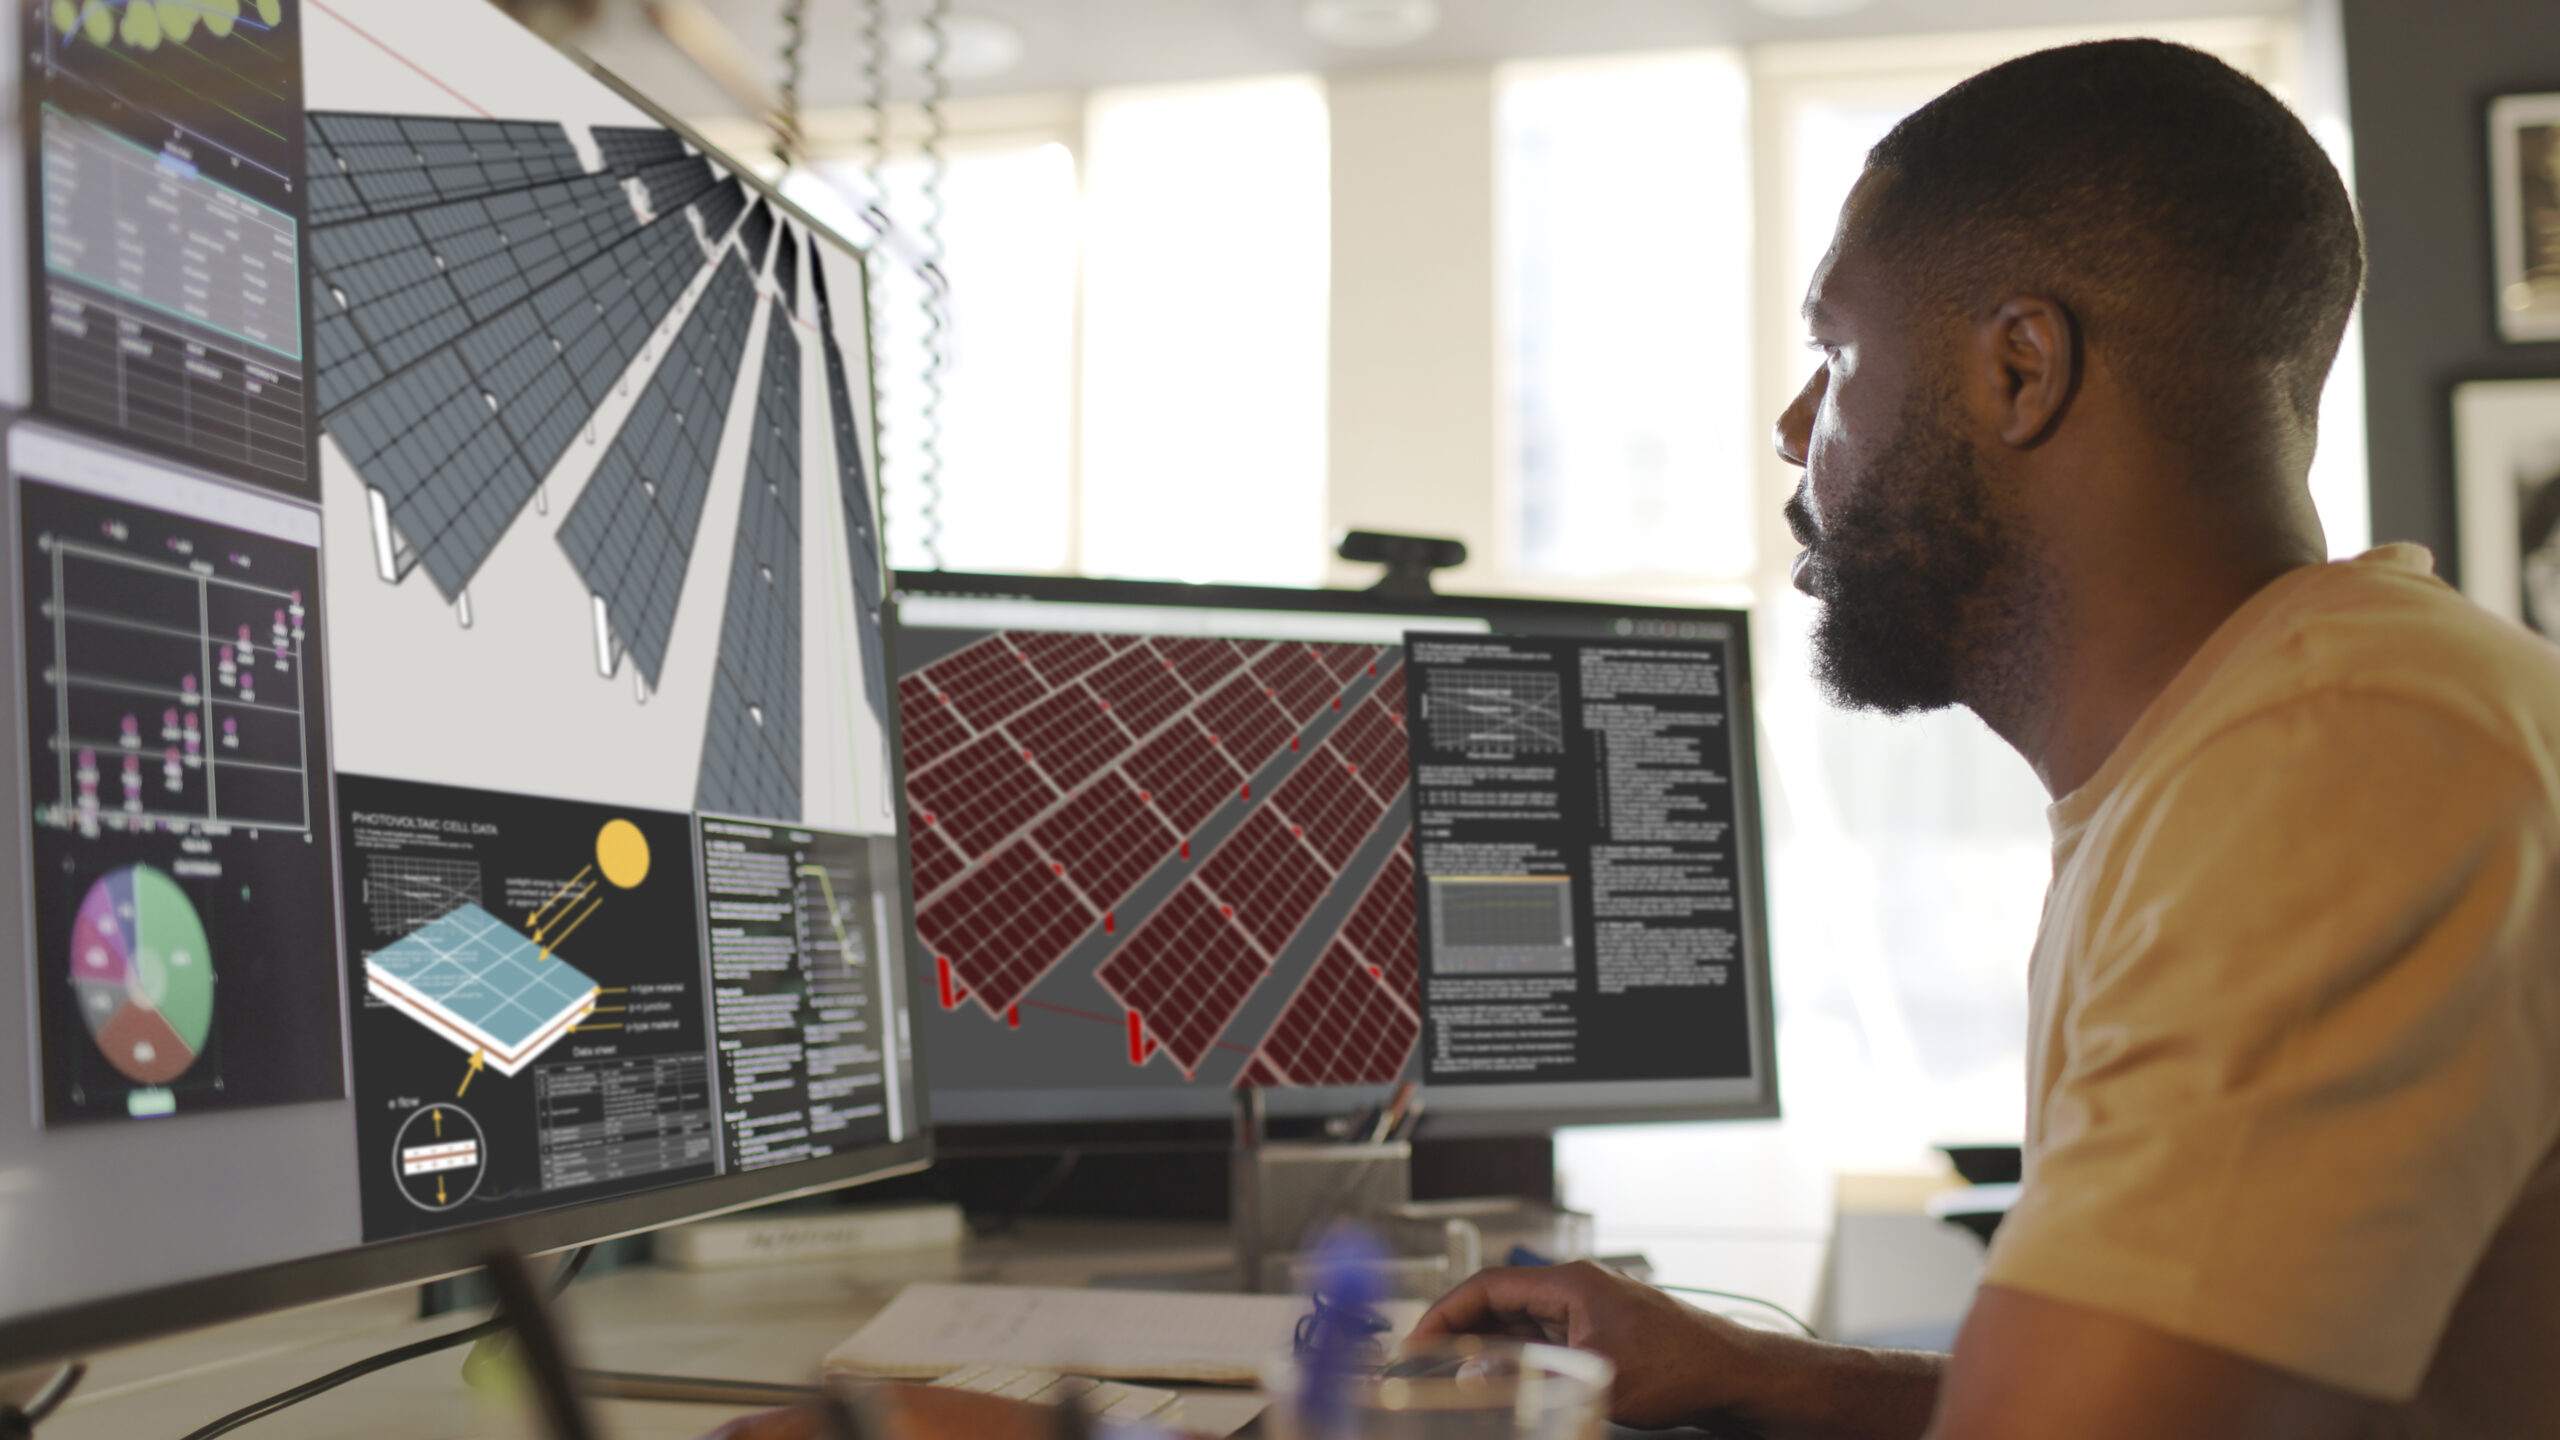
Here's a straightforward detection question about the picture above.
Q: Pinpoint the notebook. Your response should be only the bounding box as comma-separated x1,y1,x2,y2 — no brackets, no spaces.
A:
823,1282,1427,1385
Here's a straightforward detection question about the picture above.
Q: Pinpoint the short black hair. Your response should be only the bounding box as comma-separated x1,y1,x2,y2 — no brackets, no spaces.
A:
1862,40,2363,468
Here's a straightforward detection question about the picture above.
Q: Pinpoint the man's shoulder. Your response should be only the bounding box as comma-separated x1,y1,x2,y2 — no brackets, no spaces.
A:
2186,546,2560,774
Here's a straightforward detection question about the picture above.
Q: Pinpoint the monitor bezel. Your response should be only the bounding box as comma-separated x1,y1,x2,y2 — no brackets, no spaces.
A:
891,567,1781,1141
0,37,937,1372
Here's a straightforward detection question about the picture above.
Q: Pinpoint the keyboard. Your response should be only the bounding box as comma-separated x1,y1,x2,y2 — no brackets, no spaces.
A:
930,1362,1187,1425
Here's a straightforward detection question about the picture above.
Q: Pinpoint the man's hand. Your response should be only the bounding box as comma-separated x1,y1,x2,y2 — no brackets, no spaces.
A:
1413,1262,1944,1439
1411,1262,1803,1431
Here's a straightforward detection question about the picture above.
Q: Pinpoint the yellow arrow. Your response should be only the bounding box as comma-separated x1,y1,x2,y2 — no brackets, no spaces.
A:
457,1050,484,1097
539,892,606,959
529,865,596,929
437,1173,447,1205
433,1108,443,1139
534,881,599,943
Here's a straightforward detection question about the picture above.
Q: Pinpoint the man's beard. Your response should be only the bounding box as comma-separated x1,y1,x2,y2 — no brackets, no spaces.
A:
1789,385,2046,717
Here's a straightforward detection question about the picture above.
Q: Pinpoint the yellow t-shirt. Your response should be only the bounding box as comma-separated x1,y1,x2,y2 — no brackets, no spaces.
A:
1982,543,2560,1435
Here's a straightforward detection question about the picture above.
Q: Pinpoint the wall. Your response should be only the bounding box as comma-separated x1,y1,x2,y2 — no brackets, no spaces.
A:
1324,67,1503,590
2344,0,2560,576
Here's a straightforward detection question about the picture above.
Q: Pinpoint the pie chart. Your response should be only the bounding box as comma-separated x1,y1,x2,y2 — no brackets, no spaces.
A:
68,865,213,1086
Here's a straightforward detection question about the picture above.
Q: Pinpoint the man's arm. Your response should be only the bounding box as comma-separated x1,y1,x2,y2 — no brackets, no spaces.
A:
1410,1265,2378,1440
1932,1285,2372,1440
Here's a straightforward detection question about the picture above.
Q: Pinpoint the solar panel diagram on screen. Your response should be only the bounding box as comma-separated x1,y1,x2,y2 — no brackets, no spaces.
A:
363,902,600,1076
303,112,883,827
901,635,1421,1084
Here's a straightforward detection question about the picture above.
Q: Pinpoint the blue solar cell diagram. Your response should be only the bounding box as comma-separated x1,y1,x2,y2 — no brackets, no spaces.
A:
363,903,600,1076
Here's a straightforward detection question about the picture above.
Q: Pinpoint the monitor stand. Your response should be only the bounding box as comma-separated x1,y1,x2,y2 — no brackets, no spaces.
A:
1230,1087,1413,1293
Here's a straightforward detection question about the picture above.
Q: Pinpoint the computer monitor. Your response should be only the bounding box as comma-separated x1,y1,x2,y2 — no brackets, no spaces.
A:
891,571,1777,1137
0,0,927,1368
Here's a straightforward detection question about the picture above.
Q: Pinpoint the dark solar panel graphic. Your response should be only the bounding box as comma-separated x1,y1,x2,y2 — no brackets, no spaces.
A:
305,108,755,600
558,253,759,688
774,226,801,314
694,178,747,244
313,195,704,597
696,297,806,820
634,155,717,217
593,125,688,175
738,199,775,275
900,633,1418,1080
307,114,584,226
811,256,893,734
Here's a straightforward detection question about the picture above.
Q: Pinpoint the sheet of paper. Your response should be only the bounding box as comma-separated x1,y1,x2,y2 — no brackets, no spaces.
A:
822,1282,1424,1384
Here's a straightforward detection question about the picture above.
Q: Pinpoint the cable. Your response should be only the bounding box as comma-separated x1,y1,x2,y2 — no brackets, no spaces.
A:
0,1361,85,1437
913,0,952,570
771,0,806,172
1655,1283,1817,1338
174,1246,594,1440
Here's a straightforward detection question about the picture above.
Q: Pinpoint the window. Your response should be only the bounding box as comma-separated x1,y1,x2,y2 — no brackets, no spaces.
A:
802,79,1332,585
1501,53,1756,583
1079,78,1331,587
857,142,1081,574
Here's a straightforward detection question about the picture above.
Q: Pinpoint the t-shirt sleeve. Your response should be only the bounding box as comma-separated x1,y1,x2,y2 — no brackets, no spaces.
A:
1982,692,2560,1399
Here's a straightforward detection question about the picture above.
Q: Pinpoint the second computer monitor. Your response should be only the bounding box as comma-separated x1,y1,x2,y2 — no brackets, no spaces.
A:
892,573,1775,1134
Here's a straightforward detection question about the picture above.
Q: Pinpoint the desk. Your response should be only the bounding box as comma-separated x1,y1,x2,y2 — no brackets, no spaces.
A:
41,1220,1265,1440
36,1193,1832,1440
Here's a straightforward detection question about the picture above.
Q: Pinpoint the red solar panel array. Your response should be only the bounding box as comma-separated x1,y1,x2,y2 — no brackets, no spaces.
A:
1251,833,1421,1085
1329,701,1408,798
896,628,1423,1064
1255,942,1419,1086
915,841,1097,1014
907,730,1056,859
1011,687,1127,794
1085,644,1191,737
1313,642,1380,681
1096,885,1268,1075
1339,839,1420,1005
1194,676,1295,772
1017,629,1113,688
898,673,974,770
1032,773,1177,915
1123,719,1242,834
910,827,967,899
1157,636,1252,693
1254,643,1341,722
1270,755,1385,869
930,637,1047,729
1198,809,1334,955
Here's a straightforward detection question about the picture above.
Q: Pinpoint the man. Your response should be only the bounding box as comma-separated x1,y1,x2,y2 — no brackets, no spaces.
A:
1414,38,2560,1440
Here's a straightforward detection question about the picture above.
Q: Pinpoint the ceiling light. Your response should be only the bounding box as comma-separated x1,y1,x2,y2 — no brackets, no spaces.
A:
890,12,1025,81
1302,0,1440,49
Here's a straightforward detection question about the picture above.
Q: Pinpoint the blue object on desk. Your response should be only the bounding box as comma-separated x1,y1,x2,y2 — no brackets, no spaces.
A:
1295,1230,1390,1436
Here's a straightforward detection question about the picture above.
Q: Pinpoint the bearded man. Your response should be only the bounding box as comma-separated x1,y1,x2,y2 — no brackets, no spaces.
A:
1415,38,2560,1440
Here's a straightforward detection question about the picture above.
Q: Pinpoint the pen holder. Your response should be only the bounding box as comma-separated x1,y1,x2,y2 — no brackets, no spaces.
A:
1232,1140,1412,1293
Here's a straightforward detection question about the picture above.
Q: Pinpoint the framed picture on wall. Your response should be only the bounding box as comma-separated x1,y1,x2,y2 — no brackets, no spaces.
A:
2491,93,2560,343
2454,379,2560,639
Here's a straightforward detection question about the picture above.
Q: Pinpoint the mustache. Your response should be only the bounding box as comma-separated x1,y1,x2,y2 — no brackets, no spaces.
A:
1784,487,1819,549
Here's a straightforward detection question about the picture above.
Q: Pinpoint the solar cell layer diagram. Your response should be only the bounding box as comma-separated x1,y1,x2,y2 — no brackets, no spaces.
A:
303,107,889,828
363,903,599,1076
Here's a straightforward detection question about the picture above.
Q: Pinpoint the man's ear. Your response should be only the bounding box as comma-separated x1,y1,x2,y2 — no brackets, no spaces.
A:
1977,295,2080,449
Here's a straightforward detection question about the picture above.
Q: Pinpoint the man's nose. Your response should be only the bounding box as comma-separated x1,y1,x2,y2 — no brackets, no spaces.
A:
1774,365,1824,469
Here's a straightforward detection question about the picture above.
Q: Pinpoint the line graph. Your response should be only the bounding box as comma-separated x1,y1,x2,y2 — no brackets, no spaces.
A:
1423,669,1565,755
